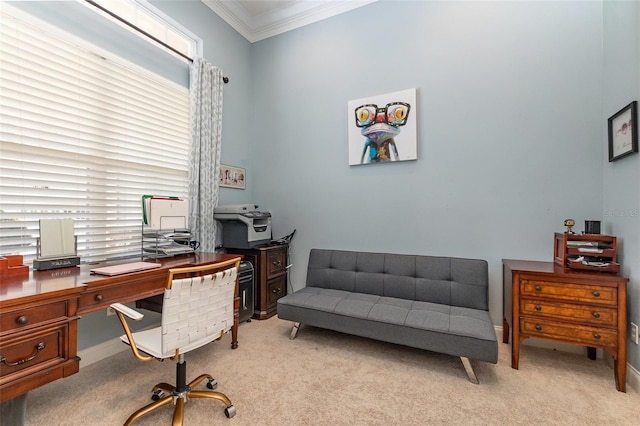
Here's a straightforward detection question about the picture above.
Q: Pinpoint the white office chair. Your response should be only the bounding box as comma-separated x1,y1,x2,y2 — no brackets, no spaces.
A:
111,258,240,426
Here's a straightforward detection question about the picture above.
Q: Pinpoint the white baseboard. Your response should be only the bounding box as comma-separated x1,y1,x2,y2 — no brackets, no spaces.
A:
495,325,640,393
625,362,640,392
78,337,128,368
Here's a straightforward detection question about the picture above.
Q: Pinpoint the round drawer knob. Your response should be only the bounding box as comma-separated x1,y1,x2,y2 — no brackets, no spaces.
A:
16,315,29,325
535,325,542,331
594,333,601,340
95,294,104,302
592,312,600,319
535,305,542,311
535,285,542,292
592,291,600,297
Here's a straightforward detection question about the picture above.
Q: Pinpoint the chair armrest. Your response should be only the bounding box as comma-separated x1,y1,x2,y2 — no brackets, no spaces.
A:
110,303,154,362
110,303,144,320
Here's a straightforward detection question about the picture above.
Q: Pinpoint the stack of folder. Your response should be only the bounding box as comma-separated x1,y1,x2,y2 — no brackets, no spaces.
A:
142,195,193,257
142,195,189,230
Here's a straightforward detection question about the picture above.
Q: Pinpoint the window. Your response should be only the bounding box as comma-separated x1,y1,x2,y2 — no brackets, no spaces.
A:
86,0,201,61
0,6,191,263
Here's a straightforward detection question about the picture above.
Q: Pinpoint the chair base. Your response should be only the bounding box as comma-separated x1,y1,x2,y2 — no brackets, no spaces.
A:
124,360,235,426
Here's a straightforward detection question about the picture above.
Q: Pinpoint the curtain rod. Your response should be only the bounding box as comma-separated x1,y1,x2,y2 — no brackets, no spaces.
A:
84,0,229,84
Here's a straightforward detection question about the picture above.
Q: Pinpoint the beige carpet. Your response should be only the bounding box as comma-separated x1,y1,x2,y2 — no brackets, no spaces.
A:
24,317,637,425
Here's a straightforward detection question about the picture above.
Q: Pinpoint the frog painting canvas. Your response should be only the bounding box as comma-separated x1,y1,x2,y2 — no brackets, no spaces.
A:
348,88,417,165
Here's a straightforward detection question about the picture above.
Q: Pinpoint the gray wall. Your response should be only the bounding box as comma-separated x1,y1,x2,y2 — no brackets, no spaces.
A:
602,0,640,378
16,1,638,377
250,1,605,324
159,1,640,376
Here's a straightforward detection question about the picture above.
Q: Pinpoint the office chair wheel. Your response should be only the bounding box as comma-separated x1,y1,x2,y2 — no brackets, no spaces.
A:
151,389,165,401
206,378,218,390
224,405,236,418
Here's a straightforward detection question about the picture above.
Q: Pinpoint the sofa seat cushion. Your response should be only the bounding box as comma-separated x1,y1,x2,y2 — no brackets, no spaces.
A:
278,287,497,363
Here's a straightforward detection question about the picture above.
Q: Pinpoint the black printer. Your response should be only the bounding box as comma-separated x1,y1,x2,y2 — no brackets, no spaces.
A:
213,204,272,248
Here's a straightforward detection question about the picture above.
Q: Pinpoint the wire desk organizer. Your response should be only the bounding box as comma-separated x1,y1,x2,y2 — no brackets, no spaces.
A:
141,195,194,258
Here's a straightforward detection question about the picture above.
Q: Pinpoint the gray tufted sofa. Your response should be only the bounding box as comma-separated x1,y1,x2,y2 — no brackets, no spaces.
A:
277,249,498,383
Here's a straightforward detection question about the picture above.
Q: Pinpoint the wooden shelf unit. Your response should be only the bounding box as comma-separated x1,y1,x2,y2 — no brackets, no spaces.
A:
554,233,618,273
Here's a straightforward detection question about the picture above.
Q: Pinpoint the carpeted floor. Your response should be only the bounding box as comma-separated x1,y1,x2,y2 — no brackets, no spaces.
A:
24,316,638,425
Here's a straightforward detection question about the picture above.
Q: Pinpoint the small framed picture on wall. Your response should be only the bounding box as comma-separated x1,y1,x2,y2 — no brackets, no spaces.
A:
219,164,246,189
608,100,637,162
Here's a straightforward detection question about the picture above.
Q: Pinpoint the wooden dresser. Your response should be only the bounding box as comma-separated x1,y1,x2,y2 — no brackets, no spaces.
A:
502,259,628,392
228,244,288,320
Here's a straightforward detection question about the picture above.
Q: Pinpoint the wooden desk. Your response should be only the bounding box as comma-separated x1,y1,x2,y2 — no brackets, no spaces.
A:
0,252,241,403
502,259,628,392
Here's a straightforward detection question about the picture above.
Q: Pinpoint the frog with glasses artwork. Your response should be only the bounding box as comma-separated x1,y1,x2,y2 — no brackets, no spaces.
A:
354,101,411,164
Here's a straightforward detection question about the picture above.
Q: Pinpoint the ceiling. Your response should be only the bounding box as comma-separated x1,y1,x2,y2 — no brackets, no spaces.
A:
202,0,377,43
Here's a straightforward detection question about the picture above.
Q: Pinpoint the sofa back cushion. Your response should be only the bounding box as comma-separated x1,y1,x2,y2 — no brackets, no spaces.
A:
306,249,489,311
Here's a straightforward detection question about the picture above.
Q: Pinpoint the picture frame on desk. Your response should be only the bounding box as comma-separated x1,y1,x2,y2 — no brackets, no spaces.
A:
608,100,637,162
219,164,246,189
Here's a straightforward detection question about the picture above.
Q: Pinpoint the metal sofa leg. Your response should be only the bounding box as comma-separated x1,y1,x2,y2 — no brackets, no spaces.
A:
290,322,301,340
460,357,479,384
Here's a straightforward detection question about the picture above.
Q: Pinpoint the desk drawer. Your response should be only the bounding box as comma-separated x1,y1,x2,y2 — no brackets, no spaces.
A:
520,318,617,348
266,248,287,278
520,280,617,305
79,277,164,311
520,299,617,327
0,301,68,333
0,324,67,380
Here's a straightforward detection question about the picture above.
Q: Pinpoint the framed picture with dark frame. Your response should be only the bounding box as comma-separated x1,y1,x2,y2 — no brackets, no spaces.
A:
219,164,246,189
608,100,637,162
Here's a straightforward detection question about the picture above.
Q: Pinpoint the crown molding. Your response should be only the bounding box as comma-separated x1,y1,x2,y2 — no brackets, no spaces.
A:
202,0,377,43
202,0,254,41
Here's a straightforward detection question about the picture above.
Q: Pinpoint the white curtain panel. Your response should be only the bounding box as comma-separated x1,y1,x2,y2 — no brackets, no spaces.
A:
189,58,224,252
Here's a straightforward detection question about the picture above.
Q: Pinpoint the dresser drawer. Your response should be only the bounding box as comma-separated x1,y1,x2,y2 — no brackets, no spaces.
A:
520,280,617,305
520,299,617,327
0,301,69,333
266,248,287,278
0,324,67,380
520,318,617,348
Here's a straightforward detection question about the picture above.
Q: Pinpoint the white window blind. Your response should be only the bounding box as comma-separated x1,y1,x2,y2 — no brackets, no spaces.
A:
0,8,191,263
